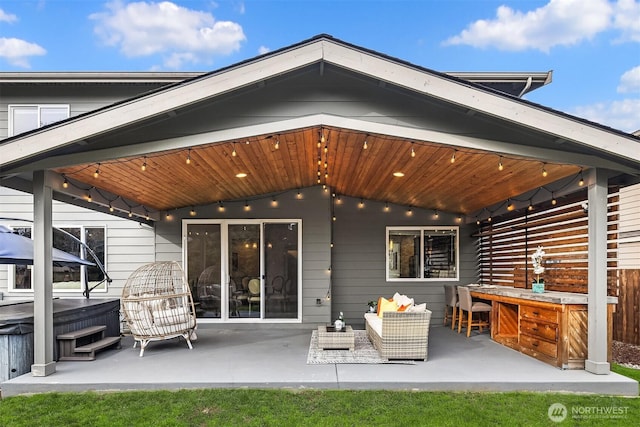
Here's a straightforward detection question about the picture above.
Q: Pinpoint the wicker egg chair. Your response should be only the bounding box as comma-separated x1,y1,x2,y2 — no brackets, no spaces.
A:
121,261,197,357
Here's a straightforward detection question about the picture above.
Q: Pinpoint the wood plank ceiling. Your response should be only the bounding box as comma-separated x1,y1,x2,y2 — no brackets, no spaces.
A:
54,126,582,217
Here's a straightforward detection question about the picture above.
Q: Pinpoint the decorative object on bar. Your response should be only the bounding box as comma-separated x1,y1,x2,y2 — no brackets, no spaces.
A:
531,246,545,293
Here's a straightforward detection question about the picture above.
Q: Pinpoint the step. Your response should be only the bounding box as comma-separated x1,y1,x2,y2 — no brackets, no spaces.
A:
58,336,121,361
57,325,106,340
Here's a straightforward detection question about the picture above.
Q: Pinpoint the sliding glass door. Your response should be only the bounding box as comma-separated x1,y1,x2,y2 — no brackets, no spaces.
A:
184,220,300,322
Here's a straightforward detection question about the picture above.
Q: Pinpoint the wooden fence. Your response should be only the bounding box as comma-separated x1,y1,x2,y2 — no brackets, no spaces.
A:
613,269,640,345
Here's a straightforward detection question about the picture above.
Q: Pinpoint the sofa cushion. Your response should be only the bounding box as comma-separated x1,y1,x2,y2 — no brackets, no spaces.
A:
365,313,383,337
408,302,427,312
392,292,414,309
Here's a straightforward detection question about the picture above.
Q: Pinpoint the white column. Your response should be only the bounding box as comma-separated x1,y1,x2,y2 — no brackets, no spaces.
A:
31,170,56,377
585,168,610,375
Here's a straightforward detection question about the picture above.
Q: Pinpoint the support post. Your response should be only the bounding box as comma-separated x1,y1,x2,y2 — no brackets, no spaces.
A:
31,170,56,377
585,168,610,375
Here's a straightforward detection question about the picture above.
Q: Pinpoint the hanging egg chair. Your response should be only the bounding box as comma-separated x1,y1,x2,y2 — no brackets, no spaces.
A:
121,261,197,356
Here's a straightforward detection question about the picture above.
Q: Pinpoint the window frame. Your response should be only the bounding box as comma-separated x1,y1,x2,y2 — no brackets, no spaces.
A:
8,104,70,136
386,226,459,282
7,224,107,293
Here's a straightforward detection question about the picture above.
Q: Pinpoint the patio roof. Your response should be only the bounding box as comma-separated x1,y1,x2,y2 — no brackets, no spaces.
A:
1,34,639,222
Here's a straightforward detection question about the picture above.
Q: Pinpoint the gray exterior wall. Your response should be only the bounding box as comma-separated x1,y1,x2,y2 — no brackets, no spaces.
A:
331,196,478,328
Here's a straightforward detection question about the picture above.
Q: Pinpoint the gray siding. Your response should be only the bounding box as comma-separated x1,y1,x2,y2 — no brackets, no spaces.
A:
331,196,478,328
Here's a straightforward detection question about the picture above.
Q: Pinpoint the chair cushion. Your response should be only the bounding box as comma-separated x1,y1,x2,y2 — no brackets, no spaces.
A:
365,313,383,337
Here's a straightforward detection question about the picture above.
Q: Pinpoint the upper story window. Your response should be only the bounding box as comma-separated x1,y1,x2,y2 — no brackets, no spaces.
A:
8,104,69,136
386,226,459,281
8,225,107,293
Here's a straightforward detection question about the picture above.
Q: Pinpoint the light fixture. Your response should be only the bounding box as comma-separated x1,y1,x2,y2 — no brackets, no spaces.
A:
363,137,368,150
93,164,100,178
271,197,278,207
87,191,92,203
384,202,390,212
551,193,557,205
109,203,114,212
232,143,237,157
507,199,515,211
190,207,196,216
407,206,413,216
128,210,133,218
434,210,439,219
528,202,534,211
487,216,492,222
235,172,247,178
218,201,225,212
393,171,405,177
296,189,302,199
332,214,336,221
336,195,342,204
141,157,147,171
476,218,481,225
244,201,251,211
165,212,171,220
359,199,365,209
324,145,328,154
578,169,584,186
498,156,504,171
450,150,456,164
186,148,191,165
275,136,280,150
411,143,416,158
145,211,150,221
62,177,69,189
542,164,548,177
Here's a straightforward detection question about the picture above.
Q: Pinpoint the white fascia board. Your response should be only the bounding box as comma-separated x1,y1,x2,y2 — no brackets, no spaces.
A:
8,114,636,175
0,42,325,169
321,42,640,164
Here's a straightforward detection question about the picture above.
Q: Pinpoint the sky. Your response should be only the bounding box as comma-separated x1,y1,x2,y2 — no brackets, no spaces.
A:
1,0,639,133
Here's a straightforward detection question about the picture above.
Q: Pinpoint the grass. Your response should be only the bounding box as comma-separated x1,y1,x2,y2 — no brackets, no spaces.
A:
0,365,636,426
0,386,638,426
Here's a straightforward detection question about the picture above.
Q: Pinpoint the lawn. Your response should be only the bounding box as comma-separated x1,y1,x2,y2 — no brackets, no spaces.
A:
0,365,637,426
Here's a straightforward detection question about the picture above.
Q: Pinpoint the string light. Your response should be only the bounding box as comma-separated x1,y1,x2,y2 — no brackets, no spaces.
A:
363,138,368,150
296,189,302,199
218,201,225,212
507,199,515,211
528,202,534,211
128,210,133,218
450,150,456,164
190,207,196,216
578,169,584,186
384,202,390,212
275,136,280,150
411,143,416,158
186,148,191,165
93,164,100,178
271,197,278,207
359,199,365,209
407,206,413,216
87,191,92,203
141,157,147,171
551,193,557,205
434,210,439,219
232,143,237,157
498,157,504,171
244,201,251,211
542,164,548,177
62,177,69,188
109,203,114,212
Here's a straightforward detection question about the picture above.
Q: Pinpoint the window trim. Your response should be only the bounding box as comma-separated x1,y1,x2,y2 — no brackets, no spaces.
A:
386,226,459,282
8,104,70,136
7,224,107,293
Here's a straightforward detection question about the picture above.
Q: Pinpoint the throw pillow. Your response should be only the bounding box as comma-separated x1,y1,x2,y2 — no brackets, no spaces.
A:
377,297,398,318
409,302,427,312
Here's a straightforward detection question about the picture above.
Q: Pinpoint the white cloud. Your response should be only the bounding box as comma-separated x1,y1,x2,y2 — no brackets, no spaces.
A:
0,37,46,68
612,0,640,42
258,45,270,55
0,8,18,23
90,1,246,69
618,65,640,93
571,98,640,133
443,0,613,52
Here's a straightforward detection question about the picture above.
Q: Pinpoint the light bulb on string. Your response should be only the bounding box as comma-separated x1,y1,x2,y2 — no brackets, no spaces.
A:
542,164,548,177
186,148,191,165
411,145,416,158
450,151,456,164
62,177,69,189
141,157,147,171
93,164,100,178
232,143,237,157
498,157,504,171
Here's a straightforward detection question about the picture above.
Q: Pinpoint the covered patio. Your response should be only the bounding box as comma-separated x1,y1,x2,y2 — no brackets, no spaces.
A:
1,35,640,384
1,324,637,397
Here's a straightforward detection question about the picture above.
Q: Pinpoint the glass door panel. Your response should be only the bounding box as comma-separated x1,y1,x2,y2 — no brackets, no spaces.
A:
228,224,261,318
186,224,222,318
264,223,298,319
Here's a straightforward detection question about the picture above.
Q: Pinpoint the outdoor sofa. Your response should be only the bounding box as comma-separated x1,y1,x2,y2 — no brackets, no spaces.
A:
364,303,432,361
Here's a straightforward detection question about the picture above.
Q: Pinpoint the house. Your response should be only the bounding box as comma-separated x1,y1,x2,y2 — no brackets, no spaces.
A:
1,35,639,377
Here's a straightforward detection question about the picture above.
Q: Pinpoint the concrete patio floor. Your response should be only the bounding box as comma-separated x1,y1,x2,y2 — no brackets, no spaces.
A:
2,324,637,397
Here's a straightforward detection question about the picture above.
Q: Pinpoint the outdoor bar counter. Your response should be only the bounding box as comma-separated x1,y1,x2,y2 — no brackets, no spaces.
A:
468,285,617,370
0,298,120,382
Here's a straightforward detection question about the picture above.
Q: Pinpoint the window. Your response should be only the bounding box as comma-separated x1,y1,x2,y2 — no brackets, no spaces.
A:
386,226,459,281
8,104,69,136
8,225,107,292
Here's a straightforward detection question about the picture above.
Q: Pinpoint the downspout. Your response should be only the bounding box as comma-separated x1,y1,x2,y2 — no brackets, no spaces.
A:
518,76,533,98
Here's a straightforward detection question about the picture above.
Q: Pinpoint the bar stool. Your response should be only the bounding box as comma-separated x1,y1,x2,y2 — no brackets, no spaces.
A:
443,285,459,330
457,286,491,337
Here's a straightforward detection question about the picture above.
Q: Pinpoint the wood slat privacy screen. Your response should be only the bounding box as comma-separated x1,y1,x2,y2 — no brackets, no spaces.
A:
476,188,621,295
